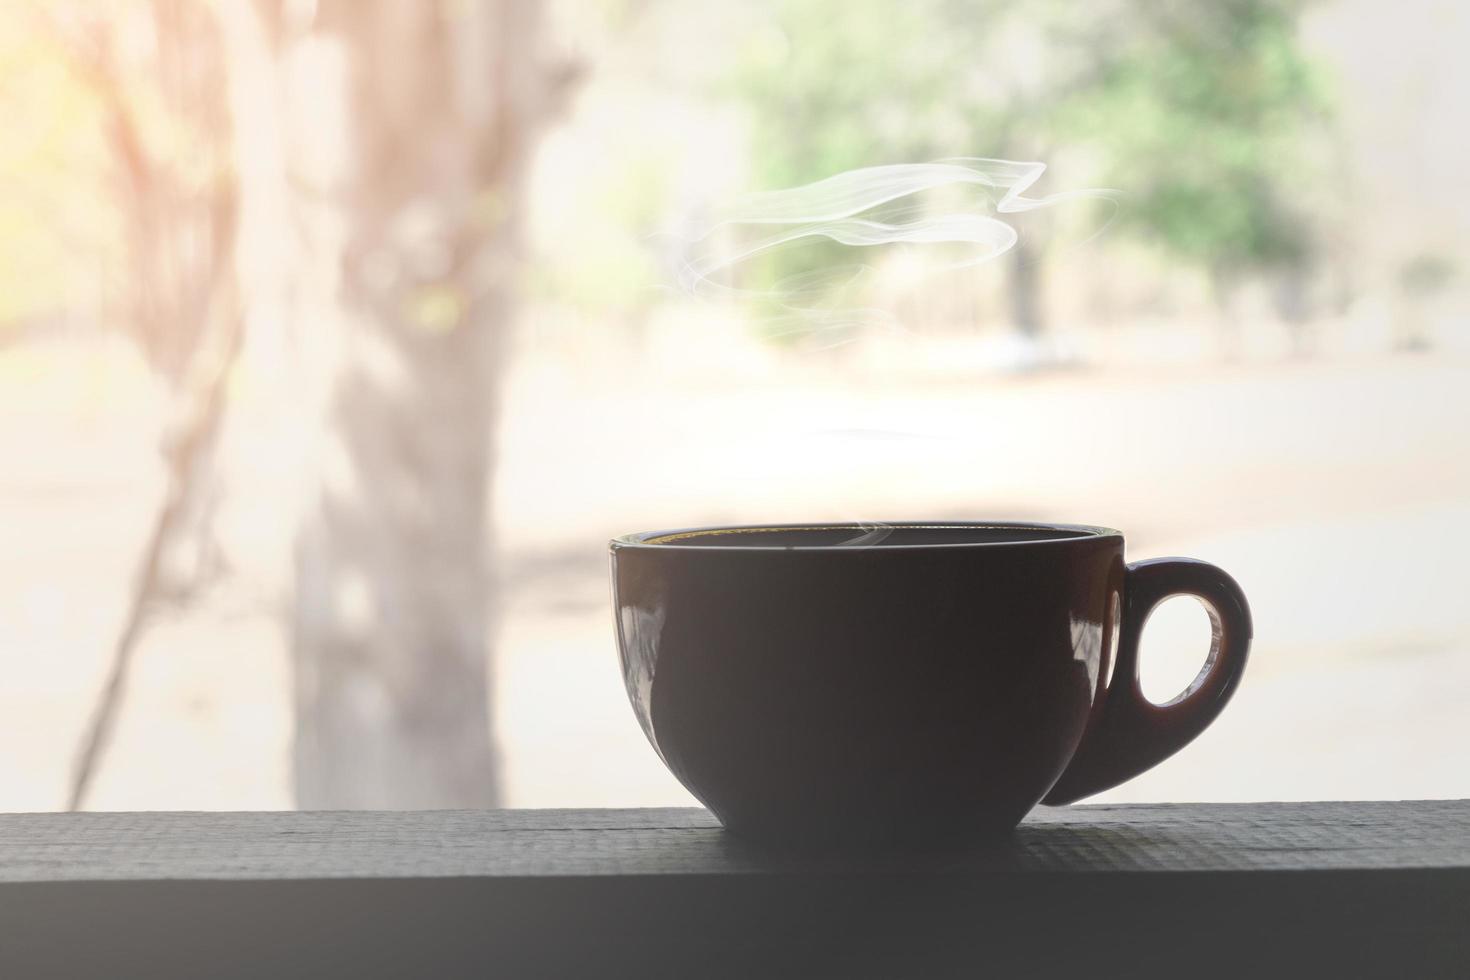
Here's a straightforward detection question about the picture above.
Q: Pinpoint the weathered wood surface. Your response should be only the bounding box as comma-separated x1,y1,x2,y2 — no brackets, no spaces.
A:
2,802,1468,978
2,801,1468,880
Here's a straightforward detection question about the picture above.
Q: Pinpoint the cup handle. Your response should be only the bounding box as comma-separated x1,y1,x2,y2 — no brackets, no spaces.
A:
1042,557,1252,805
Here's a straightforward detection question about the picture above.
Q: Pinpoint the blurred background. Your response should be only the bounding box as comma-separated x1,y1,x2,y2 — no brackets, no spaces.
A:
2,0,1467,813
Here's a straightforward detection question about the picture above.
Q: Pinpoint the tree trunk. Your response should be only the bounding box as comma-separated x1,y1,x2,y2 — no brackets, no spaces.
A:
277,0,560,808
1210,265,1243,361
1273,265,1314,359
1007,237,1044,339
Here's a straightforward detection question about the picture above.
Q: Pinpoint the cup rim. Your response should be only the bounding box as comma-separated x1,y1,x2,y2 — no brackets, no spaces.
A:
611,520,1123,552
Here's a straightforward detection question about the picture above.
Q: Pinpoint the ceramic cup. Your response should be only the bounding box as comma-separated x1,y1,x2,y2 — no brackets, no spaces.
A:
611,522,1251,847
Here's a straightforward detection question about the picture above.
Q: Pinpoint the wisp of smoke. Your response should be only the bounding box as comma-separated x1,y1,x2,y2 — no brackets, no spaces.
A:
676,157,1114,344
839,521,896,547
674,158,1112,547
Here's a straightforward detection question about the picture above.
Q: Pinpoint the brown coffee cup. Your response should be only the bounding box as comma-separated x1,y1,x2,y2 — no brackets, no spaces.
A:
611,522,1250,847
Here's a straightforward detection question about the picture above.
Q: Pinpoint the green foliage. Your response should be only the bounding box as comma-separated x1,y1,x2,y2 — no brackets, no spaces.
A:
528,145,666,315
725,0,1333,299
1072,1,1332,277
1398,252,1456,296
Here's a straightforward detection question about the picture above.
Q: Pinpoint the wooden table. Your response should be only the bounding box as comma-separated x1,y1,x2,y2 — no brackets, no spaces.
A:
2,801,1467,978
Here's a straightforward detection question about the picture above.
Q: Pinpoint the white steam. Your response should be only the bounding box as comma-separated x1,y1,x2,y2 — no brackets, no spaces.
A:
677,157,1113,335
673,158,1112,548
838,521,896,547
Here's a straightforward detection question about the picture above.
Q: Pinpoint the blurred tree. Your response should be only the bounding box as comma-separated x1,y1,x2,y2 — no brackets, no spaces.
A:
244,0,579,807
48,0,576,810
1074,0,1331,352
726,0,1330,343
36,0,244,810
1395,251,1456,351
